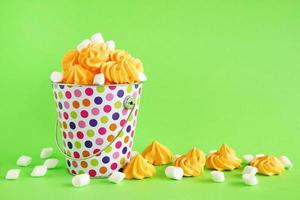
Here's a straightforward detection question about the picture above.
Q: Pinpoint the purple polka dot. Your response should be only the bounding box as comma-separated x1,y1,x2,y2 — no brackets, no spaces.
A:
103,105,112,113
117,90,124,97
85,88,94,96
122,147,127,154
112,112,120,120
85,140,93,148
58,102,63,109
59,85,65,89
94,97,103,105
126,125,131,133
102,156,110,164
89,119,97,127
67,142,73,149
98,127,107,135
134,84,139,89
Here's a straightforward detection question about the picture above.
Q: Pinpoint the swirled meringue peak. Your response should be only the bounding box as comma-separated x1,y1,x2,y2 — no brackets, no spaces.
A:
186,147,206,166
251,155,285,176
123,154,156,179
174,155,204,176
206,144,242,171
141,141,173,165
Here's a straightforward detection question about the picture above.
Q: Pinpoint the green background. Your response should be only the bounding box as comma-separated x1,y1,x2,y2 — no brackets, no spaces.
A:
0,0,299,199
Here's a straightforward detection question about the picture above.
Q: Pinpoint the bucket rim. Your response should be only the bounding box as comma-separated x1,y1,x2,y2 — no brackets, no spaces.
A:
51,81,144,87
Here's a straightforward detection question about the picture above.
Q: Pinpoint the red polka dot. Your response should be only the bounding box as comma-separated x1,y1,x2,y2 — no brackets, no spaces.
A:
89,169,97,177
93,149,101,156
80,110,89,118
63,112,69,120
120,119,126,127
111,163,117,170
72,160,78,167
65,91,72,99
63,132,67,139
85,88,94,96
73,152,80,158
109,86,116,90
76,131,84,139
115,141,122,149
98,127,107,135
71,170,77,174
103,105,112,113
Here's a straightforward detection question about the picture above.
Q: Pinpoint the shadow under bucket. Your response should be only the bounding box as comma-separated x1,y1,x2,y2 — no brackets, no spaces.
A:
52,83,143,177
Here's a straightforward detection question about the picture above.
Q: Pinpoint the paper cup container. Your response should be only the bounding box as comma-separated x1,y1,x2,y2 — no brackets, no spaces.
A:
52,83,143,177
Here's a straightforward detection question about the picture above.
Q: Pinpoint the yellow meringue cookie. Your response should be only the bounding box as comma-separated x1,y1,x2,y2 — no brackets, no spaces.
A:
251,155,285,176
174,155,204,176
206,144,242,171
186,147,206,166
123,154,156,179
141,140,173,165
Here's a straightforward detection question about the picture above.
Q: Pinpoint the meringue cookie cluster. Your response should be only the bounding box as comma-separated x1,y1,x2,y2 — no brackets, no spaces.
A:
51,33,146,85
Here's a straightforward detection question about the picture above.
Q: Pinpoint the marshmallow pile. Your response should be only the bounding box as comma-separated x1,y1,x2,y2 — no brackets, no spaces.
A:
5,147,59,180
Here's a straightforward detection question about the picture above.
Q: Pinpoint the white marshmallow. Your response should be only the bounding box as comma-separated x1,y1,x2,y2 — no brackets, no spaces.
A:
77,39,91,52
243,154,254,164
243,166,257,175
130,151,139,160
106,40,115,50
108,172,125,184
72,174,90,187
243,174,258,186
16,155,32,167
138,72,147,82
279,156,292,169
172,154,182,162
209,150,217,154
40,147,53,159
50,71,63,83
165,166,184,180
6,169,21,180
256,154,265,158
31,165,47,177
93,73,105,85
211,171,225,183
43,159,59,169
91,33,104,44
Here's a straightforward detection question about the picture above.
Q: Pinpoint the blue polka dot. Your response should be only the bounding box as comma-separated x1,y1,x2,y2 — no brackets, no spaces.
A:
126,125,131,133
59,85,65,89
85,140,93,148
102,156,110,164
58,102,62,109
69,122,76,130
67,142,73,149
134,84,139,89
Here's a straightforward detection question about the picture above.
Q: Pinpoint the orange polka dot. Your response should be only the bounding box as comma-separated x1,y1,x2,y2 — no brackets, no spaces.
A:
82,99,90,107
63,122,67,129
124,136,129,143
82,150,90,157
81,161,88,168
73,101,80,109
99,167,107,174
109,123,117,131
107,135,115,142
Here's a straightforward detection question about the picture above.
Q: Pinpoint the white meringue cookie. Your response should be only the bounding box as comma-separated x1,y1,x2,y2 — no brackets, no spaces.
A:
93,73,105,85
106,40,115,50
77,39,91,52
91,33,104,44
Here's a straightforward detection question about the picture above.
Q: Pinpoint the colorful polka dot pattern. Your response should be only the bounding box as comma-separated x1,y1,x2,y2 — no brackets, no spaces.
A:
53,83,142,177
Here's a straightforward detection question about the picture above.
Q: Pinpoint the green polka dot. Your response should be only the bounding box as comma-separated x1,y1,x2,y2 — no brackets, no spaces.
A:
100,116,109,124
120,157,126,165
78,170,85,174
66,150,71,157
96,86,105,93
90,159,98,166
114,101,122,109
118,130,124,138
58,91,63,99
70,111,77,119
128,114,133,122
127,85,133,93
87,129,94,137
104,146,112,153
75,141,81,149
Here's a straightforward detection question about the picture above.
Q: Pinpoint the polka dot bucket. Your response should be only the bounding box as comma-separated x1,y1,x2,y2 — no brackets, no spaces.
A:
52,83,143,177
